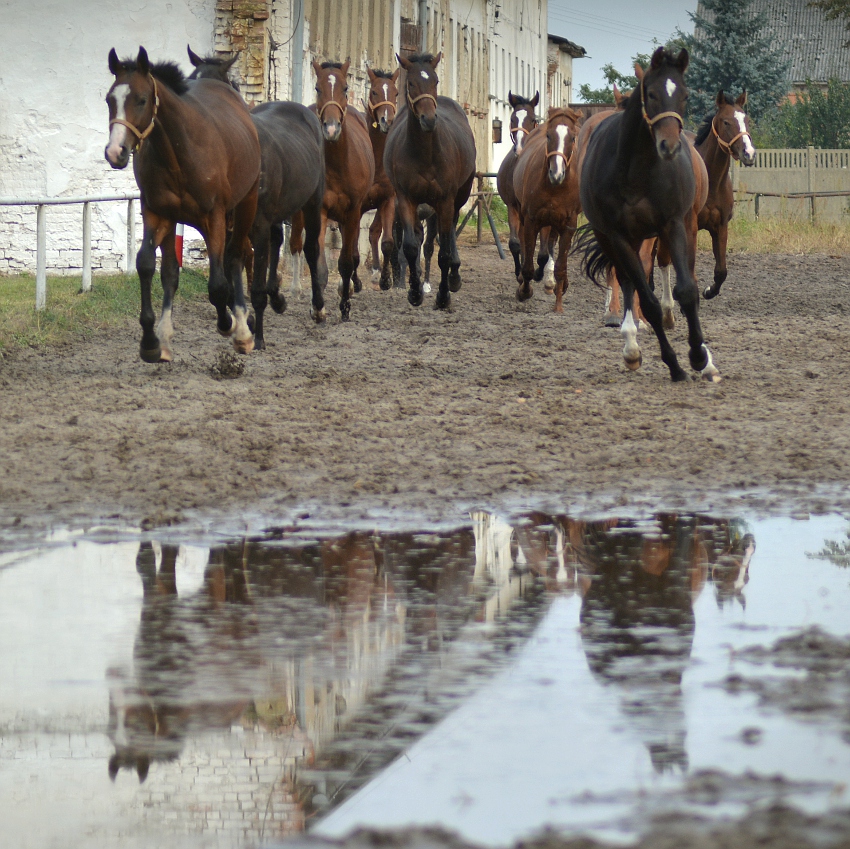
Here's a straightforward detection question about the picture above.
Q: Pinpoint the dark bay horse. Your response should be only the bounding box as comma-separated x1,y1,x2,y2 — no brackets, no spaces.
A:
496,92,540,283
105,47,260,361
291,60,374,321
693,90,755,299
187,49,328,347
384,52,476,309
513,107,583,312
361,67,400,290
576,48,719,382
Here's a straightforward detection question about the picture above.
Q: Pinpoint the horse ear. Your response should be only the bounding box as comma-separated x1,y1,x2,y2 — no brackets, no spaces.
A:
222,54,238,73
312,59,322,76
397,53,411,70
716,89,725,107
187,45,202,67
531,91,540,107
736,90,748,108
634,63,645,82
136,46,150,76
108,754,120,781
675,48,689,73
649,46,666,70
508,91,518,107
108,48,121,76
431,52,442,69
136,756,150,783
341,59,350,78
391,68,400,83
367,66,376,82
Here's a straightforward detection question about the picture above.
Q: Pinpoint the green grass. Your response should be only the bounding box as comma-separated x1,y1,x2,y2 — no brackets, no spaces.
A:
0,268,208,352
703,217,850,255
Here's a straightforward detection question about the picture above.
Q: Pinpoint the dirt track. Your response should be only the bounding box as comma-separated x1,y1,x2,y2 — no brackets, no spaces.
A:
1,246,850,533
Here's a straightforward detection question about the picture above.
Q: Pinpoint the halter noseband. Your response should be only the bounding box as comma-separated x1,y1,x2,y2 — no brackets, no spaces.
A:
368,96,396,128
711,115,749,156
318,97,347,123
547,147,574,170
408,90,438,113
109,77,159,150
640,78,684,133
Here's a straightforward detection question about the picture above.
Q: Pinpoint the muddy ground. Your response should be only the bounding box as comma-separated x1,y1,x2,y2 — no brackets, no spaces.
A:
1,247,850,534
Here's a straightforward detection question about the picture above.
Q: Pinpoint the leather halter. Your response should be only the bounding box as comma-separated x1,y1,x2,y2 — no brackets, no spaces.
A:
711,116,749,156
318,97,347,123
547,146,574,170
510,118,538,145
639,78,684,133
408,90,438,112
109,77,159,150
368,96,396,127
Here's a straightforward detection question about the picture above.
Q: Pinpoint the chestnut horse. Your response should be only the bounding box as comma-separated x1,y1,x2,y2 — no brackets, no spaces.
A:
105,47,260,361
187,49,328,347
291,60,374,321
513,107,583,312
362,66,400,291
693,90,755,300
575,48,719,382
496,92,540,282
384,53,476,309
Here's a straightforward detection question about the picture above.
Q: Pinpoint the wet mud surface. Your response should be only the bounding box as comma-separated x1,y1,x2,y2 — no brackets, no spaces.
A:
1,249,850,534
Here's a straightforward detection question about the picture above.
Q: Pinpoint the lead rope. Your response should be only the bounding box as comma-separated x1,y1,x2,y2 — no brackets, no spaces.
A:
109,77,159,151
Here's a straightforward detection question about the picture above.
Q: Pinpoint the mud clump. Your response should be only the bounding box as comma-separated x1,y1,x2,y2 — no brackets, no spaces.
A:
210,350,245,380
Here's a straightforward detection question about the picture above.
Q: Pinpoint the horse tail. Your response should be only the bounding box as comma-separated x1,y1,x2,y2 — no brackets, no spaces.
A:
571,223,611,290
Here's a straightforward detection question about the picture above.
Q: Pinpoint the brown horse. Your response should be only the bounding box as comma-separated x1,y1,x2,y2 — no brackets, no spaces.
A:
513,107,583,312
291,60,374,322
362,66,400,291
496,92,540,283
384,53,476,309
693,90,755,300
105,47,260,361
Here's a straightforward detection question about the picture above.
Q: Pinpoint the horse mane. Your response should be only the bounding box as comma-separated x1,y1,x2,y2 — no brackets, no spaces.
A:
119,58,189,95
320,61,345,70
371,69,394,79
511,94,537,107
695,94,735,145
407,53,436,65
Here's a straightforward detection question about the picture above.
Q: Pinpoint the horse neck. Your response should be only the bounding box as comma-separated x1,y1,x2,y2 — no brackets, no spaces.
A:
404,107,437,161
697,127,731,190
616,97,660,177
324,111,352,167
138,84,191,175
369,123,388,173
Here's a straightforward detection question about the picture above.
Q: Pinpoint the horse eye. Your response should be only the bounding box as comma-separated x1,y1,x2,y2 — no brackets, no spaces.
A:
138,98,147,107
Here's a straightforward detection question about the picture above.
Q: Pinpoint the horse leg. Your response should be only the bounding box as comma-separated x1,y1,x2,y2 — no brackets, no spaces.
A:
508,203,523,284
534,226,550,284
392,212,406,289
225,191,257,354
369,209,383,289
249,220,271,351
267,223,287,314
666,218,720,381
156,224,179,362
518,216,538,302
397,197,423,306
704,222,728,300
337,209,360,321
601,230,689,381
424,213,437,294
603,268,621,328
303,198,326,323
289,210,305,296
435,204,457,310
656,240,676,330
553,225,573,314
378,197,395,291
136,211,168,363
543,228,557,293
205,214,235,339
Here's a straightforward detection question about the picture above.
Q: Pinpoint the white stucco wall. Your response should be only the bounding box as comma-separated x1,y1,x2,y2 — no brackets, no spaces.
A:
0,0,216,274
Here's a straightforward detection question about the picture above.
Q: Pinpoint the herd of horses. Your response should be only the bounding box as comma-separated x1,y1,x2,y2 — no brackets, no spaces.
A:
104,45,754,382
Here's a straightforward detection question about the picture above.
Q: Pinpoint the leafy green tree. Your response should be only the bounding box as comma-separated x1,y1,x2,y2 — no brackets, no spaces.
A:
680,0,790,122
578,53,650,105
760,78,850,148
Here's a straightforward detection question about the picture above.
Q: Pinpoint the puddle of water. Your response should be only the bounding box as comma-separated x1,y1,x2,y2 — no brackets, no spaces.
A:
1,513,849,848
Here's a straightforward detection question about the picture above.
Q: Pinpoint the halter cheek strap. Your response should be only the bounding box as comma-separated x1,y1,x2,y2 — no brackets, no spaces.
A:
547,147,574,169
368,98,396,128
711,117,749,157
408,91,438,112
640,79,684,132
109,77,159,150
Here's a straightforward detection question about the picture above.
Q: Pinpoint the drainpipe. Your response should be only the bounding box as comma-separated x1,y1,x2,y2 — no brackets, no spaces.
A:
419,0,428,52
291,0,305,103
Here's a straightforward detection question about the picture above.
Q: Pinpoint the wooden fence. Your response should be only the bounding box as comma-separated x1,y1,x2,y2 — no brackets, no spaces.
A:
732,147,850,222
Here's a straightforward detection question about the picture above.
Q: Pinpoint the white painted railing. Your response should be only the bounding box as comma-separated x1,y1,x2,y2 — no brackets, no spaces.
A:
0,193,140,310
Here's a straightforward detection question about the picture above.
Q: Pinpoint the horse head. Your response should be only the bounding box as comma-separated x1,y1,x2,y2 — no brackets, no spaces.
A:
545,107,582,186
613,84,632,110
105,46,160,169
712,90,756,166
313,59,350,142
635,47,690,161
366,66,400,134
186,45,240,92
398,52,441,132
507,90,539,154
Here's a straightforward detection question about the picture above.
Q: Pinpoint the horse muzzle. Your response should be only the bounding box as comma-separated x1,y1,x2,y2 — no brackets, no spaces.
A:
418,114,437,133
656,136,682,161
378,116,391,134
548,165,566,186
105,144,130,170
322,120,342,142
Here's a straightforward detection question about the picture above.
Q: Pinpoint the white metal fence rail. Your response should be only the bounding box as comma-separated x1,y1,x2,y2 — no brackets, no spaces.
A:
0,193,140,310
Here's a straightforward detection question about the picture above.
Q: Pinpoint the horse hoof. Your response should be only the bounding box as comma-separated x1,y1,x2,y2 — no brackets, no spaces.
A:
435,293,451,310
603,312,621,328
159,347,173,363
254,337,266,352
544,281,556,294
340,301,351,322
217,313,235,337
704,286,718,300
516,284,533,302
269,292,287,314
140,345,162,363
246,313,256,334
448,277,462,293
624,353,642,371
311,306,326,323
353,278,362,294
423,281,432,294
408,289,424,307
671,369,692,382
662,310,675,331
233,335,255,355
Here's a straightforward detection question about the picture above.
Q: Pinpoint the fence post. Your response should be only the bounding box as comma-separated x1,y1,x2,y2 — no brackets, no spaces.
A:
754,194,760,220
36,204,46,311
476,174,483,245
126,197,135,274
81,201,92,292
807,144,814,197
